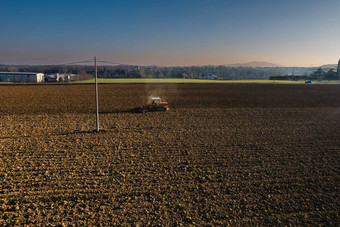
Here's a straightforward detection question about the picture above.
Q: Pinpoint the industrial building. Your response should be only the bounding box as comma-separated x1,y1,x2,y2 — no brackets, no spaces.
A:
0,72,44,83
44,73,75,82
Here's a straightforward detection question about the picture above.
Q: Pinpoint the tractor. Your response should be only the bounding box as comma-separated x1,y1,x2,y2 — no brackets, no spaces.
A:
135,97,169,113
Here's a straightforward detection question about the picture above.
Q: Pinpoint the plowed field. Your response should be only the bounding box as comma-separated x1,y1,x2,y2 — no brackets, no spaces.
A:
0,84,339,225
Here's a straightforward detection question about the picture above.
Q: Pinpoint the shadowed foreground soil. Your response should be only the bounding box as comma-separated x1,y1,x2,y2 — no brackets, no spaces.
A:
0,84,339,225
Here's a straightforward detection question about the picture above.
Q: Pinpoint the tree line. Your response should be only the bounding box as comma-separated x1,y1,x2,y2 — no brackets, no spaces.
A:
0,64,316,80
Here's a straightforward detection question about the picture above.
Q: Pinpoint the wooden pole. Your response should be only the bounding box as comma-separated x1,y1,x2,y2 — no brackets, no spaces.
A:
95,56,99,132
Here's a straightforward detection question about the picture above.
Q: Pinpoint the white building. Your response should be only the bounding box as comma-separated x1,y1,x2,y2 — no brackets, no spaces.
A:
204,75,218,80
44,73,60,82
0,72,44,83
44,73,76,82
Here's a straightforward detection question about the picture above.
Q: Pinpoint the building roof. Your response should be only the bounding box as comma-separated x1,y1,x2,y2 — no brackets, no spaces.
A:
0,72,42,75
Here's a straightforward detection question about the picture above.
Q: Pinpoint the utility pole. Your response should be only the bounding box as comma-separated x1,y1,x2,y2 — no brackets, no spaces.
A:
95,56,100,132
337,59,340,80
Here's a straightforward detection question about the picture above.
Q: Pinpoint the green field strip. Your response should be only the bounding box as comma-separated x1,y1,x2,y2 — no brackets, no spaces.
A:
75,78,310,84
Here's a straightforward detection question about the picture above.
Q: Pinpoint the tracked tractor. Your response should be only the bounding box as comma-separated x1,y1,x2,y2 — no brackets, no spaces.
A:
135,97,169,113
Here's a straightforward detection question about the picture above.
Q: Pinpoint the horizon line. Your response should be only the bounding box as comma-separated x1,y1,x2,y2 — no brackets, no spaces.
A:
0,62,337,68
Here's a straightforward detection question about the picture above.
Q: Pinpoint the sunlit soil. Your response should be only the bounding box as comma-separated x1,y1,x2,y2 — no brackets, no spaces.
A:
0,84,339,225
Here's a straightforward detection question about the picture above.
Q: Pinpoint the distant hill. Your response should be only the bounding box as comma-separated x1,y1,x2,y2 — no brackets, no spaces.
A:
226,61,281,67
319,64,337,69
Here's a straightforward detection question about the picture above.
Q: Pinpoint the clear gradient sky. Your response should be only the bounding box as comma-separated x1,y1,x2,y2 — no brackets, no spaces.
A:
1,0,339,66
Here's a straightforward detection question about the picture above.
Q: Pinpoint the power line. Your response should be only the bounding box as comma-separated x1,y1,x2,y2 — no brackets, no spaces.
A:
97,60,123,65
1,58,133,67
43,59,130,66
54,60,93,66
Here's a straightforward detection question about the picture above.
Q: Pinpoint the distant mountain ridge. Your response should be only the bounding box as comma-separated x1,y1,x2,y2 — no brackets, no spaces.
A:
225,61,281,67
318,64,337,69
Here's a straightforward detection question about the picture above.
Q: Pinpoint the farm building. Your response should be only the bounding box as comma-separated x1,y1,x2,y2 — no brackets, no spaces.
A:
199,75,218,80
44,73,76,82
44,73,60,82
0,72,44,83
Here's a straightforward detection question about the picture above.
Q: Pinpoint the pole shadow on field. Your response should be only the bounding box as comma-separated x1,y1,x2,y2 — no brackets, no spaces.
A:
99,110,130,114
58,129,107,136
0,135,32,139
0,130,107,140
99,108,144,114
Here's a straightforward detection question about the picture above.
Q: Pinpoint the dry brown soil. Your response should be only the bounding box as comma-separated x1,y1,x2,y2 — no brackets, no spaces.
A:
0,84,339,225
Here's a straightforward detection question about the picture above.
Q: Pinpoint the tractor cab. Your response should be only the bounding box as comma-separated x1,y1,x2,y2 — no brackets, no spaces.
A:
151,97,162,105
151,97,169,109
